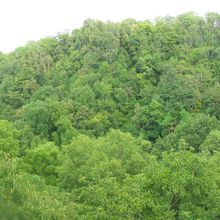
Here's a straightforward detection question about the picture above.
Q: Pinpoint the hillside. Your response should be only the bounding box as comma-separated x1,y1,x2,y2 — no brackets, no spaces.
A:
1,12,220,219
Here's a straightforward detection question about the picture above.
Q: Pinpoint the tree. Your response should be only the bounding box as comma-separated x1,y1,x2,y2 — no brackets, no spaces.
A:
0,120,19,156
133,100,167,141
0,13,220,219
155,113,220,154
201,130,220,154
24,142,60,185
158,72,201,114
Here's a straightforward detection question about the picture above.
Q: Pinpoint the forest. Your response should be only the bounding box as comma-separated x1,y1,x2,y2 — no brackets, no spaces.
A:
0,12,220,219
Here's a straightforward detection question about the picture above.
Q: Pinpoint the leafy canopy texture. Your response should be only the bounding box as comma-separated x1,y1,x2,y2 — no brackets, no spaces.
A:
1,12,220,219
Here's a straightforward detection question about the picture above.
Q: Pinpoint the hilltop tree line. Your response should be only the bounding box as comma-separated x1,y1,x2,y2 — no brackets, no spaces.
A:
1,12,220,219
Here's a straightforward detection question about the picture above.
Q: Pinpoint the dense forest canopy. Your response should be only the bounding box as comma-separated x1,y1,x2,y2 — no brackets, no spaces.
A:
1,12,220,219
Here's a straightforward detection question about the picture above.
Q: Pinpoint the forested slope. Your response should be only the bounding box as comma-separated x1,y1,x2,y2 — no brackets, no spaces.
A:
1,12,220,219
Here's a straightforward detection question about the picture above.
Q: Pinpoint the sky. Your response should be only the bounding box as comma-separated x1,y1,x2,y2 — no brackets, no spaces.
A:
0,0,219,53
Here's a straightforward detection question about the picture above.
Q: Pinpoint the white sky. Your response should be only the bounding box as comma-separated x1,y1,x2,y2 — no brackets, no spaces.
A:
0,0,219,53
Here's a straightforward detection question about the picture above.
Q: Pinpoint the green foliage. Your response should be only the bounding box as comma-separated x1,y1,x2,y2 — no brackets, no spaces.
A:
202,83,220,119
133,100,166,141
0,120,19,156
24,142,60,185
118,151,220,219
158,72,201,113
201,130,220,154
0,13,220,219
155,113,220,155
172,113,220,152
59,130,146,191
